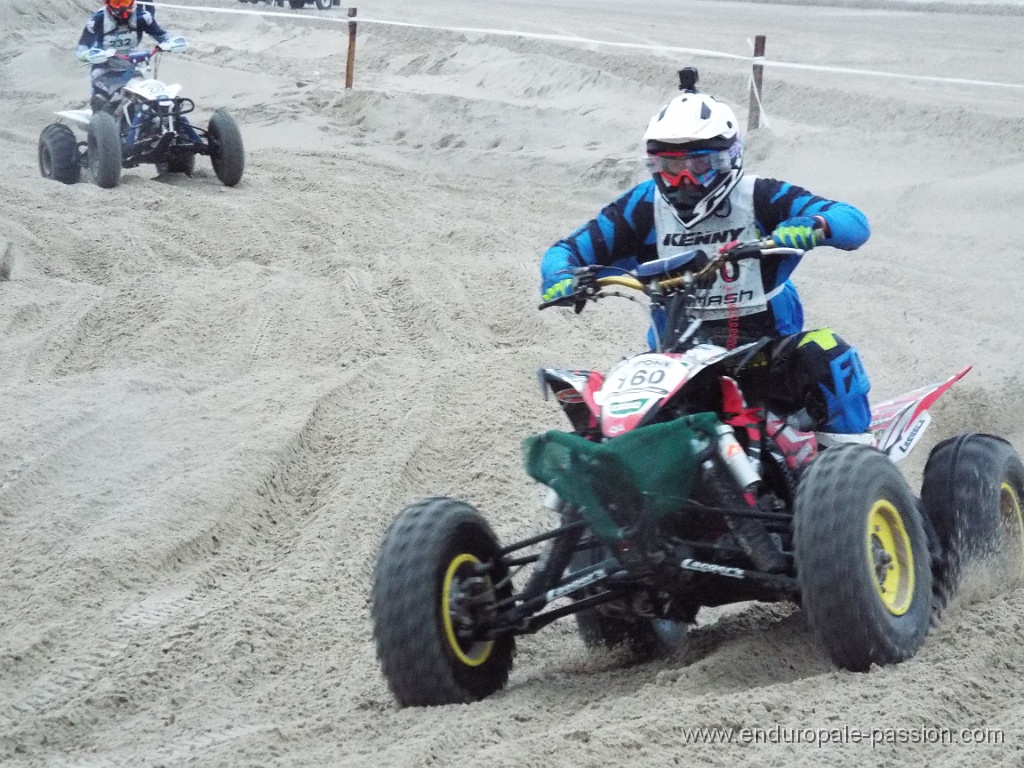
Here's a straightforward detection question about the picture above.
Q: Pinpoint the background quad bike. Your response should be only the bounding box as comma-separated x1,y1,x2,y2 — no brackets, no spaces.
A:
38,108,245,189
371,433,1024,707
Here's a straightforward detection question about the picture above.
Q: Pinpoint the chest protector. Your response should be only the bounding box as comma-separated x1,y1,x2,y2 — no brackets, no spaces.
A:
92,10,142,54
654,175,776,322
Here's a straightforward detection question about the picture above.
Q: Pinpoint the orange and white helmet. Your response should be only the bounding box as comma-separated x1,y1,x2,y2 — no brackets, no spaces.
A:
105,0,136,24
643,93,744,226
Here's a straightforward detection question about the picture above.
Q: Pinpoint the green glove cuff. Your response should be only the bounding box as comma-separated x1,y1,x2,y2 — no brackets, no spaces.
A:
542,278,574,301
774,225,817,249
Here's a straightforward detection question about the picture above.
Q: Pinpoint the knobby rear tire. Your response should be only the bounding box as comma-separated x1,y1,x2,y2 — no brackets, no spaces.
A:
570,540,688,660
162,153,196,176
38,124,81,185
921,433,1024,621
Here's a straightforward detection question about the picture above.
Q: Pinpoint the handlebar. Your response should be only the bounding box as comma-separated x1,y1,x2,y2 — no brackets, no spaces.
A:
538,234,816,312
115,52,146,65
111,47,160,64
88,37,188,66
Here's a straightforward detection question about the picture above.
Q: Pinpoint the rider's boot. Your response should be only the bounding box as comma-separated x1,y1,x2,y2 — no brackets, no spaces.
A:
787,407,876,448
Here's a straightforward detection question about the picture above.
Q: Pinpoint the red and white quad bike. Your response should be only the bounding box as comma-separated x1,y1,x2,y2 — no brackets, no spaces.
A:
370,237,1024,707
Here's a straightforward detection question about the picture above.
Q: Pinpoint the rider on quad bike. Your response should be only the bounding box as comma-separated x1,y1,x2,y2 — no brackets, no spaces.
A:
540,71,872,444
369,78,1024,711
75,0,184,114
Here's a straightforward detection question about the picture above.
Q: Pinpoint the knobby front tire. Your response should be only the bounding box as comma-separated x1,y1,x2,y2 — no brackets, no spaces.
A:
794,444,932,671
371,497,514,707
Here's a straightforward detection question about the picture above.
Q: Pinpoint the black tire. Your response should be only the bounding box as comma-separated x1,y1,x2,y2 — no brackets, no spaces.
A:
571,541,688,660
208,109,245,187
38,124,81,185
921,434,1024,620
87,112,122,189
371,497,515,707
794,444,932,671
315,0,333,8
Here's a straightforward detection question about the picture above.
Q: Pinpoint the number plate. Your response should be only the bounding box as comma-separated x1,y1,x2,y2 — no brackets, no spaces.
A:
597,354,693,433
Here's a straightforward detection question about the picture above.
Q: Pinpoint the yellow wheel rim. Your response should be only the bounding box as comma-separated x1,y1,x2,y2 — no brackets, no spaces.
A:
867,500,915,616
441,554,494,667
1000,481,1024,570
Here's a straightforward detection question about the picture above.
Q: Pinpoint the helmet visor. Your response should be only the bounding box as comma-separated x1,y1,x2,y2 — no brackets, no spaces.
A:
645,148,733,187
107,0,134,18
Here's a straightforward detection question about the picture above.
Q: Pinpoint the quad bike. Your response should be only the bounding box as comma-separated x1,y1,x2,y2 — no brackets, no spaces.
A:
371,237,1024,707
38,38,245,189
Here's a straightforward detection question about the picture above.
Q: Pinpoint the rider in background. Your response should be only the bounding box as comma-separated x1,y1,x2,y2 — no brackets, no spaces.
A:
539,77,873,440
74,0,181,112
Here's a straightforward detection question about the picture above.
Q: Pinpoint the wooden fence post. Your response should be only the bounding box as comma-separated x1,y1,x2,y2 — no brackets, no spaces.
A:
345,7,358,89
747,35,766,132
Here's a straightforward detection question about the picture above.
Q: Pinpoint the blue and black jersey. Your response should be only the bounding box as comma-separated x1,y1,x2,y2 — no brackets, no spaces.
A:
75,6,170,63
540,176,870,339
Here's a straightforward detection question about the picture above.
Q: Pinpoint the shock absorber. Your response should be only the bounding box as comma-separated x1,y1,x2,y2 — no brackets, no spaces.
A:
703,425,785,573
714,423,761,490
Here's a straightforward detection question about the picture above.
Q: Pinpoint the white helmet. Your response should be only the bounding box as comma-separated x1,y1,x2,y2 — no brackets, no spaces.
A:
643,93,744,226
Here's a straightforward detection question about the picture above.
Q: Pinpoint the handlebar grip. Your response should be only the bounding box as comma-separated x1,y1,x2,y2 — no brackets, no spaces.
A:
538,297,574,311
538,295,588,314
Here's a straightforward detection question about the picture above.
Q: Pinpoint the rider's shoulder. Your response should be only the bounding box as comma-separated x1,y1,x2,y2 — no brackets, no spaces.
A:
751,176,799,198
81,9,106,36
623,178,657,202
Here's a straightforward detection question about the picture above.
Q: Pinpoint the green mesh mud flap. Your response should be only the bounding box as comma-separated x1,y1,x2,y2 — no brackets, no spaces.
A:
522,413,720,542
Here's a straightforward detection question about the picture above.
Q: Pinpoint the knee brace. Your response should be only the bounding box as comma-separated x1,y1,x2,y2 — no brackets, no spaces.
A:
820,345,872,433
797,330,872,434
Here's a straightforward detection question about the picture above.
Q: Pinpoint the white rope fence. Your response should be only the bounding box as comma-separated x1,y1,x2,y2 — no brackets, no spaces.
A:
150,0,1024,121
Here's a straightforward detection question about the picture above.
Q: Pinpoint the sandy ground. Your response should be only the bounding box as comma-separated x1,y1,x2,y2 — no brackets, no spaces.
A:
2,0,1024,765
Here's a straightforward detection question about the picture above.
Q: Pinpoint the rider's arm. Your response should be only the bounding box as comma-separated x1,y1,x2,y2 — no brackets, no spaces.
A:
139,6,172,44
540,181,658,288
74,11,103,61
752,178,870,250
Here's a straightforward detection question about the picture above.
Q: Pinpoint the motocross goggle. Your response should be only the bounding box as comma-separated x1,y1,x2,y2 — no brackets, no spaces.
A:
645,148,733,187
106,0,136,21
